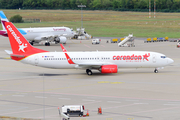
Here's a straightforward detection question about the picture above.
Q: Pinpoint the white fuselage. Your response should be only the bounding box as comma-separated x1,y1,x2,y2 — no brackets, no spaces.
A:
20,51,173,70
19,27,74,41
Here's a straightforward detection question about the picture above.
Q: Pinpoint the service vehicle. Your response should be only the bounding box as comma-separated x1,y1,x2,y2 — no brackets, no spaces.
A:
153,37,157,42
111,38,118,43
157,37,164,42
144,38,152,43
164,36,168,41
177,42,180,48
92,39,101,44
62,105,85,117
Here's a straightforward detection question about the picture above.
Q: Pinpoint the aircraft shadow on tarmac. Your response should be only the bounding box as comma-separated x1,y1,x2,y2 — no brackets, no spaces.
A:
38,72,116,76
39,73,68,76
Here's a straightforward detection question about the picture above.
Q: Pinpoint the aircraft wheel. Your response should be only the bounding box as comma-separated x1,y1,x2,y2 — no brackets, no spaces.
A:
79,113,82,117
86,69,92,75
86,69,89,73
154,69,158,73
45,42,50,46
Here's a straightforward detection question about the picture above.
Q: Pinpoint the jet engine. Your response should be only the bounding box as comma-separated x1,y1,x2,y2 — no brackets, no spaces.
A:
100,65,118,73
54,36,67,44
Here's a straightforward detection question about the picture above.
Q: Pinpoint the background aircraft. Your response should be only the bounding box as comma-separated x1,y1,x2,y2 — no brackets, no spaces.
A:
0,11,74,46
5,22,174,75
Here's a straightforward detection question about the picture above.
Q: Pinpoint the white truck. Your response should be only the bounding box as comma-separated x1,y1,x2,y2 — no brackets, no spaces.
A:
62,105,85,117
92,39,101,44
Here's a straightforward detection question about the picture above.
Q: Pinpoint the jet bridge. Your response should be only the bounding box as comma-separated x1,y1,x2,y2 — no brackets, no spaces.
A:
118,34,134,47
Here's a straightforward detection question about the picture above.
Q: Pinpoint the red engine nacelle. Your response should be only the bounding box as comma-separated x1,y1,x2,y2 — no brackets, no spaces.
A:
100,65,118,73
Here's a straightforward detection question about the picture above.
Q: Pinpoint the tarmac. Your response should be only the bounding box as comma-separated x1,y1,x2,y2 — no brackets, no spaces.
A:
0,36,180,120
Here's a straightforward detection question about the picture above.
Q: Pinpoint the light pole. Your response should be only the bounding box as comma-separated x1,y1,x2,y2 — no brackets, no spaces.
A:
78,3,86,28
149,0,151,18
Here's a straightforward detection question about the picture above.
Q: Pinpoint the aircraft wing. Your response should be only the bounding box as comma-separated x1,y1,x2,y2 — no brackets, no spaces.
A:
36,33,68,41
76,62,114,69
60,44,114,69
78,62,113,66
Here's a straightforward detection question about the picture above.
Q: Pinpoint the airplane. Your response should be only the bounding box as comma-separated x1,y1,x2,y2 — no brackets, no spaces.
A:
4,22,174,75
0,11,74,46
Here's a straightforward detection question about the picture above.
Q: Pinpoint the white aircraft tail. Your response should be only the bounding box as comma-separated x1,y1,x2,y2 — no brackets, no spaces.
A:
0,11,9,30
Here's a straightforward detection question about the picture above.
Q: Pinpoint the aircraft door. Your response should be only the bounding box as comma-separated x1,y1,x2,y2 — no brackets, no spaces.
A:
153,54,156,63
35,55,39,65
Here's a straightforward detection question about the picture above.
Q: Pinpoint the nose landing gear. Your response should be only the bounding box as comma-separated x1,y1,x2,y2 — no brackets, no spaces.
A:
154,69,158,73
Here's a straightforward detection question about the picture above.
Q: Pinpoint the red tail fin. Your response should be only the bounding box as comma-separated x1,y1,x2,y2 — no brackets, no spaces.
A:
60,44,67,52
5,22,48,57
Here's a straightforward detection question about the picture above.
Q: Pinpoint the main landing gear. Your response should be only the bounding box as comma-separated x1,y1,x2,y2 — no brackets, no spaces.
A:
86,69,92,75
154,68,158,73
45,42,50,46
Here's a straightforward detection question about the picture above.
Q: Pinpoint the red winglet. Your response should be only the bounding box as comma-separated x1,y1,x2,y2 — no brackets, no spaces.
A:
5,22,48,61
60,44,67,52
65,53,75,64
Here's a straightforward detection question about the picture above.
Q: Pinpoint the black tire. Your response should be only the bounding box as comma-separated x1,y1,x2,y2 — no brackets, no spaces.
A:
86,69,89,73
88,71,92,75
86,69,92,75
79,114,82,117
154,69,158,73
45,42,50,46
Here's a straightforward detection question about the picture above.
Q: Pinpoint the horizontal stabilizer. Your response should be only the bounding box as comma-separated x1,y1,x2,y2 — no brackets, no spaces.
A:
5,50,12,55
10,54,25,58
5,50,25,58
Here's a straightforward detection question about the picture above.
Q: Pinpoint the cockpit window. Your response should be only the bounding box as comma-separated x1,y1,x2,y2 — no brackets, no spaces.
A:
161,56,166,58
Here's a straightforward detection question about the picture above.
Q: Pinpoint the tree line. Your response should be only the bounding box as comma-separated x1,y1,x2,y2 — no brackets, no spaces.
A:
0,0,180,12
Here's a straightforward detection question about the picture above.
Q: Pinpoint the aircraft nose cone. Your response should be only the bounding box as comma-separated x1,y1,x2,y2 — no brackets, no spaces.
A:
168,58,174,64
